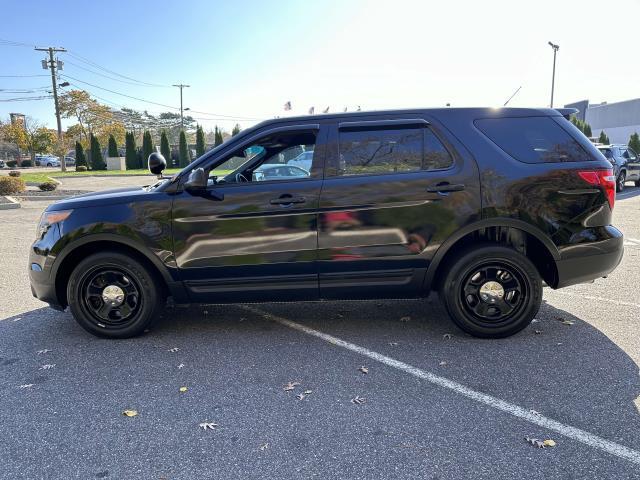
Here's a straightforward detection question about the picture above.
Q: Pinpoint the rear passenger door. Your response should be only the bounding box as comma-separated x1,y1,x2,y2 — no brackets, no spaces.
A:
622,147,640,181
318,115,480,299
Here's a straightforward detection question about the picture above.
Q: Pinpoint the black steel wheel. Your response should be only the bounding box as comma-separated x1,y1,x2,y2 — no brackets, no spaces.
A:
67,251,162,338
440,244,542,338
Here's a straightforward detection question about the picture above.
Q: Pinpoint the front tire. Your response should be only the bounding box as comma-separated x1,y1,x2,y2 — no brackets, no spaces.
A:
67,251,163,338
439,245,542,338
617,171,626,192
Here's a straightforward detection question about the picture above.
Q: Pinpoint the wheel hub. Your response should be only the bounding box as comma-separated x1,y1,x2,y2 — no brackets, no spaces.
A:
479,281,504,303
102,285,125,307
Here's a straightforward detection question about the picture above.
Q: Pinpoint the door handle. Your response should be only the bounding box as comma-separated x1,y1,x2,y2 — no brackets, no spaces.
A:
426,182,466,194
269,195,306,205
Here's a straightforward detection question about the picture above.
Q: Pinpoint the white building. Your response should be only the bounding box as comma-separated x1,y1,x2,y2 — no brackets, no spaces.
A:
565,99,640,144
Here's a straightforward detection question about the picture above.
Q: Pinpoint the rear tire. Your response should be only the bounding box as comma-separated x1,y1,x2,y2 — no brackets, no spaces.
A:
67,251,163,339
439,244,542,338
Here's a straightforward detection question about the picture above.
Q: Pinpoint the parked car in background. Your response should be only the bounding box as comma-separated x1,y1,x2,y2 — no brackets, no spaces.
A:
0,159,5,168
35,155,60,167
597,145,640,191
29,107,623,340
287,150,314,171
64,156,76,166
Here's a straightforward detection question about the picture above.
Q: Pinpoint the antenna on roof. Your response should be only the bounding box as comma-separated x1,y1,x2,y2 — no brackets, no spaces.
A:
503,86,522,106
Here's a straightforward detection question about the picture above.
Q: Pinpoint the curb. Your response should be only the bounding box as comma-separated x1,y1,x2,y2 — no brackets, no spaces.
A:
0,196,21,210
12,195,71,201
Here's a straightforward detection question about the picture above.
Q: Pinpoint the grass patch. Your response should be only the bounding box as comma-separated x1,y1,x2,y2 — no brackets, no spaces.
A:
19,168,182,184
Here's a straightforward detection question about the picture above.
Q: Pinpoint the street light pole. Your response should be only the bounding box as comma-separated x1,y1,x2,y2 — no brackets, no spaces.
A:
35,46,67,171
548,41,559,108
172,84,190,130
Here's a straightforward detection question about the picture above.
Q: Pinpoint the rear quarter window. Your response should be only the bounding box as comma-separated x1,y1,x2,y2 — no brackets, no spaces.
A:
475,116,589,163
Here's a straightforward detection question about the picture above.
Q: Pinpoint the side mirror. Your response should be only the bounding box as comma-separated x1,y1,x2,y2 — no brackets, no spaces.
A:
148,152,167,176
184,168,207,191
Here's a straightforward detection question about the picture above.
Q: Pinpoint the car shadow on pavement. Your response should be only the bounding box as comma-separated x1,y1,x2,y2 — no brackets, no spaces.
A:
1,299,639,452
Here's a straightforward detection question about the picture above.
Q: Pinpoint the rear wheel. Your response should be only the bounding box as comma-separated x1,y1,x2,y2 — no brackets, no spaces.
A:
439,245,542,338
67,251,163,338
617,171,626,192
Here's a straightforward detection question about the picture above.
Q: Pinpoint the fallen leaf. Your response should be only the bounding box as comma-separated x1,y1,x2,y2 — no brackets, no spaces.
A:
18,384,34,389
177,363,185,369
388,342,399,346
351,395,366,405
359,366,369,374
400,316,411,322
543,439,556,447
531,319,539,323
168,347,179,352
439,361,447,366
179,386,188,393
529,409,541,416
561,320,575,326
296,393,306,401
534,330,542,335
259,442,269,451
303,390,312,395
199,422,218,430
13,317,21,322
443,333,452,340
122,410,138,417
36,349,51,355
39,364,55,370
556,342,563,346
525,436,547,448
283,381,300,391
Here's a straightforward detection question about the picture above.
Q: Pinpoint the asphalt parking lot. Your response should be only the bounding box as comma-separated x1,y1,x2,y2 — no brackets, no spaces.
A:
1,187,640,479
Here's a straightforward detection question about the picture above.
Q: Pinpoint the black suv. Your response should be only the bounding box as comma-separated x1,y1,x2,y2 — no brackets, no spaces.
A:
29,108,623,339
596,144,640,192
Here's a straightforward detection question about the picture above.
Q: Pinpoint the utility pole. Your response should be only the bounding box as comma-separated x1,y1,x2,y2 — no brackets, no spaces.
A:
35,46,67,171
172,84,190,130
548,41,559,108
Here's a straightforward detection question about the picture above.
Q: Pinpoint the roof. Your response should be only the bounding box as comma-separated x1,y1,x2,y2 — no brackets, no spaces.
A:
253,107,571,129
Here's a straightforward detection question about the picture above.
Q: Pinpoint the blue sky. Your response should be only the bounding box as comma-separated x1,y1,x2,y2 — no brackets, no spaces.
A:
2,0,640,131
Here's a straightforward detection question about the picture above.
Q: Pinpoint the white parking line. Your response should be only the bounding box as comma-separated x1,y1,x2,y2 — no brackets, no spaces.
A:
244,306,640,466
548,290,640,309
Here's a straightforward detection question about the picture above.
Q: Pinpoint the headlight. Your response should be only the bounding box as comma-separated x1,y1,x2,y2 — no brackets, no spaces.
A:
36,210,72,239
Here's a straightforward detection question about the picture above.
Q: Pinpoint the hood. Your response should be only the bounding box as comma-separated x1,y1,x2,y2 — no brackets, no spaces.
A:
48,185,151,211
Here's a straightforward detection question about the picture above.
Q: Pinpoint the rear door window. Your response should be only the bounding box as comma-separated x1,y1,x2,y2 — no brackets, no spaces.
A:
335,127,452,176
475,116,588,163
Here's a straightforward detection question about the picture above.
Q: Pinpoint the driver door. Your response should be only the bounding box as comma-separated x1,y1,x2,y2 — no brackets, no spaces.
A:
171,124,326,303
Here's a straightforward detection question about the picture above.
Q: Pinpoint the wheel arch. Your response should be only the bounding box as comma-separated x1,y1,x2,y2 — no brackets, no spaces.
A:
425,219,560,292
53,234,181,308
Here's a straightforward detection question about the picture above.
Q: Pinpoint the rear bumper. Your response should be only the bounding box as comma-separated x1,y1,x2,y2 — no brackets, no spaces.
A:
555,226,623,288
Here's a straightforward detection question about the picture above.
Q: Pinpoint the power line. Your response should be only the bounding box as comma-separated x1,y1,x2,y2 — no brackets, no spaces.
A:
0,95,53,102
64,59,171,88
0,74,50,78
0,38,36,48
66,50,172,88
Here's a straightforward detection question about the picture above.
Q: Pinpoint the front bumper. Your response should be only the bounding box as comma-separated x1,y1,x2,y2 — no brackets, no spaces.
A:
555,225,624,288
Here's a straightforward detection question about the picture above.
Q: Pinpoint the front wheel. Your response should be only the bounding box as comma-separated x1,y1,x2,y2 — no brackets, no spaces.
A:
617,171,626,192
439,245,542,338
67,251,163,338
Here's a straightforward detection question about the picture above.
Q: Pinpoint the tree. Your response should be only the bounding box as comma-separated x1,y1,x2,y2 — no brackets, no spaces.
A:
598,131,610,144
196,125,206,157
214,126,223,146
1,117,56,162
75,141,87,168
179,130,190,167
125,131,138,169
629,133,640,154
108,134,119,157
232,124,241,136
142,130,153,166
584,123,592,138
58,90,114,145
160,130,171,166
90,133,106,170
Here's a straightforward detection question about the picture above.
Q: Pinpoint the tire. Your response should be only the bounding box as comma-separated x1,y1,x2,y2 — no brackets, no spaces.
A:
439,244,542,339
635,180,640,188
617,171,626,192
67,251,163,338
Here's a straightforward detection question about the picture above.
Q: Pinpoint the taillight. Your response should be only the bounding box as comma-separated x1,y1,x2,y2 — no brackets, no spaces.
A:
578,169,616,209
